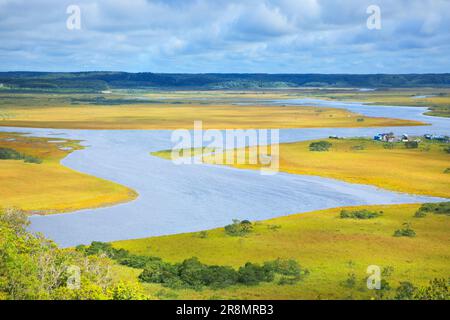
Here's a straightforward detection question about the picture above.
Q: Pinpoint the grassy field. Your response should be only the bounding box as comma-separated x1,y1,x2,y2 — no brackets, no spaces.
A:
0,132,137,214
0,104,424,130
112,203,450,299
167,138,450,198
308,88,450,118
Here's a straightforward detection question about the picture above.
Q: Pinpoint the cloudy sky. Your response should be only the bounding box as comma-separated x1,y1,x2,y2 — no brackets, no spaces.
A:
0,0,449,73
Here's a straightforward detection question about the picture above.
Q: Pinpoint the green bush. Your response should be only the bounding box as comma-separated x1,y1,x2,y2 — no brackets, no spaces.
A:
404,141,419,149
395,282,417,300
416,202,450,216
0,209,146,300
309,141,332,152
238,262,274,285
413,278,449,300
414,210,427,218
0,147,42,163
224,219,253,236
444,168,450,174
138,257,305,290
340,209,382,219
393,223,416,237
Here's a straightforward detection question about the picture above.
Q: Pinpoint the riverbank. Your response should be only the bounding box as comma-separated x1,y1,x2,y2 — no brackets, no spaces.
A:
0,102,424,130
175,137,450,199
111,203,450,299
0,132,137,214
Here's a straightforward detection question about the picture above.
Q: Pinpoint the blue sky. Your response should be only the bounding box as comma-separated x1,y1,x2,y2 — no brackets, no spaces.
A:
0,0,449,73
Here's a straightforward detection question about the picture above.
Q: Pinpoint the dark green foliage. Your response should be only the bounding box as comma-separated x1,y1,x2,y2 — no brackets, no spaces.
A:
80,242,306,290
374,280,392,300
414,210,427,218
416,202,450,216
2,72,450,92
309,141,332,152
444,146,450,154
356,118,365,122
395,282,417,300
444,168,450,174
404,141,419,149
224,219,253,236
340,209,382,219
413,278,449,300
0,147,42,163
237,262,274,285
202,265,240,289
77,241,160,268
342,273,357,288
138,260,178,285
139,257,306,290
0,209,146,300
393,223,416,237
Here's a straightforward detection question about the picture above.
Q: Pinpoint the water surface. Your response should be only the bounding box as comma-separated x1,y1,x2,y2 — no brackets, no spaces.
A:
1,99,448,247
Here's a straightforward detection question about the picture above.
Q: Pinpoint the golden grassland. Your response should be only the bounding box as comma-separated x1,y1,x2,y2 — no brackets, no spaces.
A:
191,138,450,198
112,204,450,299
0,132,137,214
0,104,424,130
311,89,450,118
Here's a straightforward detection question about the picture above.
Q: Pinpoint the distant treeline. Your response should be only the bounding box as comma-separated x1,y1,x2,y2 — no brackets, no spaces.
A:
1,72,450,92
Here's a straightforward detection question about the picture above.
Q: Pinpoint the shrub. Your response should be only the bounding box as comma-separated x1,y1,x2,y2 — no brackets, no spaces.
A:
342,273,357,288
0,147,22,160
138,258,306,290
444,168,450,174
309,141,332,152
405,141,419,149
393,223,416,237
264,258,301,277
202,265,239,289
0,147,42,163
340,209,382,219
356,118,365,122
224,219,253,236
416,202,450,216
238,262,274,285
414,210,427,218
383,142,395,149
395,282,417,300
413,278,449,300
139,260,178,285
196,231,208,238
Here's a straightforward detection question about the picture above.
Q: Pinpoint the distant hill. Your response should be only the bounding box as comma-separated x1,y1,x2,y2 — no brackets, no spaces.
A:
1,72,450,92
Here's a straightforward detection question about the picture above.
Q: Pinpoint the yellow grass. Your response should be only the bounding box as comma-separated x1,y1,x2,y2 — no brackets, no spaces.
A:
195,138,450,198
113,204,450,299
0,104,424,129
0,132,137,214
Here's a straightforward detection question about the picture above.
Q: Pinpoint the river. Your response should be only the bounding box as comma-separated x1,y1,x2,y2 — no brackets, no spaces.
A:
1,99,448,247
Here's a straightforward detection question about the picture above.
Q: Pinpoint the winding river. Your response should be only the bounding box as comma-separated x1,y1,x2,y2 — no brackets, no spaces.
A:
1,99,449,247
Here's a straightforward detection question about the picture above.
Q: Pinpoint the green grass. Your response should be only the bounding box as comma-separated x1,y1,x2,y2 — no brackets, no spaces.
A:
112,204,450,299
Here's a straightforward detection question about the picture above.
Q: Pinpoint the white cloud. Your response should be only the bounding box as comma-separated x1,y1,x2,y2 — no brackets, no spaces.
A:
0,0,449,73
